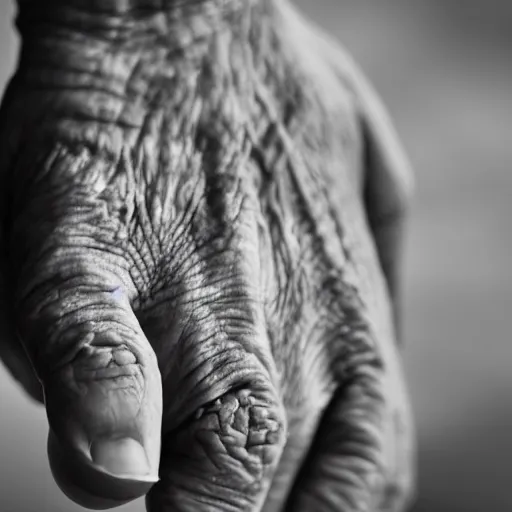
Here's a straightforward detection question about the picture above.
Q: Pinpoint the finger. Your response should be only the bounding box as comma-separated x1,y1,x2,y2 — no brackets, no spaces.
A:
146,375,287,512
13,259,162,509
286,344,415,511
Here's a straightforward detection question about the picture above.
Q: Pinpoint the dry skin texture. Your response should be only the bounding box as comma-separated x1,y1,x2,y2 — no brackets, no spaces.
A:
0,0,414,510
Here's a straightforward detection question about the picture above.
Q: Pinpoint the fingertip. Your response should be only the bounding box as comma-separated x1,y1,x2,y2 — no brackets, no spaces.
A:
48,430,158,510
40,324,163,508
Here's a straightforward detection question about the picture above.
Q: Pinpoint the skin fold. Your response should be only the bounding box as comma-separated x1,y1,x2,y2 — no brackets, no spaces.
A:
0,0,415,510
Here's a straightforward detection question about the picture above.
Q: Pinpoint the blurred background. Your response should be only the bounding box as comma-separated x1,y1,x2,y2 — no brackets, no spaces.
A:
0,1,511,511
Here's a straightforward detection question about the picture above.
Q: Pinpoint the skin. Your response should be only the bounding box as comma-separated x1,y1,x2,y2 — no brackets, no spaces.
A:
0,0,415,510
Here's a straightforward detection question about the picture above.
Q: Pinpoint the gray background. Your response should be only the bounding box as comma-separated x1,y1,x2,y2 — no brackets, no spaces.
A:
1,1,511,511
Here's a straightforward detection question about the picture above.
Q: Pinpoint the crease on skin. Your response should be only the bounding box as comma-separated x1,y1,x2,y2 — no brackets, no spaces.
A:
151,381,286,509
0,1,414,510
13,2,256,156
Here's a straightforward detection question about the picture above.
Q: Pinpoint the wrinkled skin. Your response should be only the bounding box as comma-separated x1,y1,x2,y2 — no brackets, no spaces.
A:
0,0,415,510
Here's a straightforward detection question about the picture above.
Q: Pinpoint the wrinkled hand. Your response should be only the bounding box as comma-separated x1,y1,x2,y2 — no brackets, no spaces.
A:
0,140,414,512
0,1,415,510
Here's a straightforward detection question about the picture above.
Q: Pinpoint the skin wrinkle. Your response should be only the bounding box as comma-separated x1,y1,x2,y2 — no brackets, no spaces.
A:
154,385,284,505
41,317,139,376
0,0,414,510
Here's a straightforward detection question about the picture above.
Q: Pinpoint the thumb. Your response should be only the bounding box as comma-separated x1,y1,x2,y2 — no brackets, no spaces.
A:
18,278,162,509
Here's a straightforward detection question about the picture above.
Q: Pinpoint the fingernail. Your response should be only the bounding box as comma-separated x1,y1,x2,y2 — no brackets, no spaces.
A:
90,438,154,480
